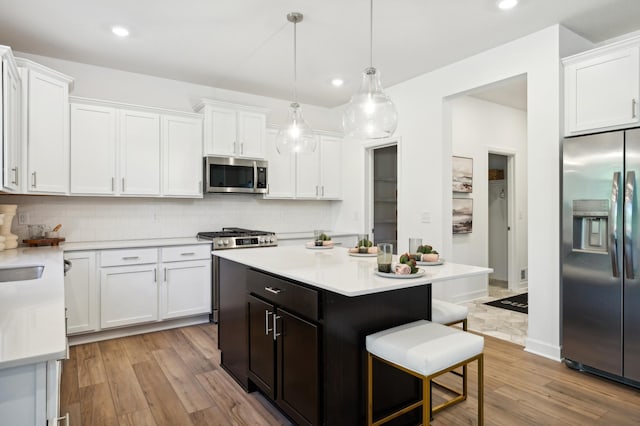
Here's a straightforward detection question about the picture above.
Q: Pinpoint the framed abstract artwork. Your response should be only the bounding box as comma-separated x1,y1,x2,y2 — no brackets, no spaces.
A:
452,198,473,234
452,156,473,193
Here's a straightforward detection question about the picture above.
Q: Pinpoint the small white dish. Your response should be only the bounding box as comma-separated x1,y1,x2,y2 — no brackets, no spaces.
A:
305,242,334,250
373,268,426,279
348,252,377,257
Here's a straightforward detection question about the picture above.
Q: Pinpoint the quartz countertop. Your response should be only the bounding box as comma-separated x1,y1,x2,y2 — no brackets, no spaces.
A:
62,237,211,251
214,245,492,297
0,247,66,369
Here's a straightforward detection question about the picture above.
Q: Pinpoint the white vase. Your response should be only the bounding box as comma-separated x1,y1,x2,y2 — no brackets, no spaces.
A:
0,213,5,251
0,205,18,249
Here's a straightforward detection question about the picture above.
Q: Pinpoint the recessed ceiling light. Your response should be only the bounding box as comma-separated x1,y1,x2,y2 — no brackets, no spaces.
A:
331,78,344,87
111,26,130,37
497,0,518,10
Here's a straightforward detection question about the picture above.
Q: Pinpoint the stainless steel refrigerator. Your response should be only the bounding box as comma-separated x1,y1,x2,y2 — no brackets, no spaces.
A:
562,128,640,385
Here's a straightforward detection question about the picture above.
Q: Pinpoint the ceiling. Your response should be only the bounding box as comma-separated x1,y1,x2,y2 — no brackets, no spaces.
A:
0,0,639,108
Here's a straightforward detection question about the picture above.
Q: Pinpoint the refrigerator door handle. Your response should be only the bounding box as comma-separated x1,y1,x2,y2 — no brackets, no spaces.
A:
611,172,621,278
625,171,635,279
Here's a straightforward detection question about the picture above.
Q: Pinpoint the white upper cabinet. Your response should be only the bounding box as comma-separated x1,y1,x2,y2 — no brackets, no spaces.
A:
197,99,268,159
564,37,640,135
119,109,161,196
1,46,21,192
17,59,73,194
70,103,117,194
70,97,203,198
162,115,203,197
318,135,342,200
264,128,295,198
264,128,342,200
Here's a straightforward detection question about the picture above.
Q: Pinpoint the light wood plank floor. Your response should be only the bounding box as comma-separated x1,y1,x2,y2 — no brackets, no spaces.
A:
61,324,640,425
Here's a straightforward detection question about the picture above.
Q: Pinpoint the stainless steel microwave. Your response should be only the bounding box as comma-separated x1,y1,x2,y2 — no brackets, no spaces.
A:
204,156,268,194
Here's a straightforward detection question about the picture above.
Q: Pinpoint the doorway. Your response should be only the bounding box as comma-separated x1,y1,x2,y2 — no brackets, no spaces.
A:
488,153,509,293
371,145,398,253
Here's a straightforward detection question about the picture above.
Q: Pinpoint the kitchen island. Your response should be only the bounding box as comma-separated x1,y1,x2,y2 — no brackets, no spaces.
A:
214,245,491,425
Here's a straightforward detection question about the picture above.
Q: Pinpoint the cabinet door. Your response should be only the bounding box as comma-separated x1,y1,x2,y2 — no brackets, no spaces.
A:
70,104,117,194
100,264,158,328
26,69,69,194
119,109,161,195
277,307,319,426
0,362,47,425
206,106,237,156
2,58,20,192
319,136,342,199
296,149,320,198
264,128,295,198
565,45,640,134
248,294,276,399
162,115,203,197
64,251,98,334
160,259,211,319
237,111,266,158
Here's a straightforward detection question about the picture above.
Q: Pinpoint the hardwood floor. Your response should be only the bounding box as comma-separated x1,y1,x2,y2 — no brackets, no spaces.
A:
61,324,640,425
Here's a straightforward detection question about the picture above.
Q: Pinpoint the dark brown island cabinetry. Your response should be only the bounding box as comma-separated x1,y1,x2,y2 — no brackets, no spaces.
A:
217,257,431,426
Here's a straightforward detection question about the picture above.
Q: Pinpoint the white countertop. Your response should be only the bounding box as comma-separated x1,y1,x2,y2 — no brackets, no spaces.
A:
214,245,492,297
63,237,211,251
0,247,66,369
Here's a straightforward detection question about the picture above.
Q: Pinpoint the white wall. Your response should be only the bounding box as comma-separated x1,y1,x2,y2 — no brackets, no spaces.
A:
334,25,594,360
16,52,343,132
447,96,528,300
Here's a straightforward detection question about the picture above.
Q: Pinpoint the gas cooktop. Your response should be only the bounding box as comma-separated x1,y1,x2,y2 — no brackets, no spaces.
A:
197,227,277,250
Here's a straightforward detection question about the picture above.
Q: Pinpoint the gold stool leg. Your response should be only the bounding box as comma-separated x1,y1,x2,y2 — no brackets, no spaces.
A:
478,353,484,426
368,352,373,426
423,376,431,426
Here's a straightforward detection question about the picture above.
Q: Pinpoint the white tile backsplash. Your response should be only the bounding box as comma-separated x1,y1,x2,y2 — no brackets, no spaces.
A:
1,194,337,244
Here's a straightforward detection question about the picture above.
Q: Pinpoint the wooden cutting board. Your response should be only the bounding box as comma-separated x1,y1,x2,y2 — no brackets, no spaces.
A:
22,238,66,247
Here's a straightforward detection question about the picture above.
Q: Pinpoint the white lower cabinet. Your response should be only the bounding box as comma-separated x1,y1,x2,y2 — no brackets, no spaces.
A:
65,244,211,334
64,251,98,334
0,359,64,426
160,245,212,319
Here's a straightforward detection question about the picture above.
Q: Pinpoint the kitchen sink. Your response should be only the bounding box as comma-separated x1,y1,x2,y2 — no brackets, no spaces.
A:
0,265,45,282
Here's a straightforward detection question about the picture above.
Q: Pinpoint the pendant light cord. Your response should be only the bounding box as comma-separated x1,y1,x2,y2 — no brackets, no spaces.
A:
369,0,373,67
293,20,298,103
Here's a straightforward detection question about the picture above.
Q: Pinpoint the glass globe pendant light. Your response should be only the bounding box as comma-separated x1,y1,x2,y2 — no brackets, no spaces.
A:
276,12,317,154
342,0,398,139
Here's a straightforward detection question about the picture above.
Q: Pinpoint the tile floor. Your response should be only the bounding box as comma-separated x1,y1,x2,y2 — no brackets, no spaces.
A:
464,279,528,346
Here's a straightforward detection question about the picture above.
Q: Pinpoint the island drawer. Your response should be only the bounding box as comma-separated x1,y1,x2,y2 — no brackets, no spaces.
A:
247,269,318,321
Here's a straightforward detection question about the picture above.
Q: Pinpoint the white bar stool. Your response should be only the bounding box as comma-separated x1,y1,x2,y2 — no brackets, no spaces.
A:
431,298,469,330
366,320,484,426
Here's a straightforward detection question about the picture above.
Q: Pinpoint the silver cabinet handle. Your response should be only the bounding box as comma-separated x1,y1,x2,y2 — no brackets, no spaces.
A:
11,167,17,185
633,99,637,119
264,286,281,294
122,177,125,192
122,256,139,260
322,186,325,197
611,172,621,278
163,267,167,282
31,171,36,188
54,413,69,426
180,252,195,256
273,314,281,341
241,142,244,155
111,177,115,192
625,171,635,279
315,185,319,196
154,268,157,283
265,310,273,335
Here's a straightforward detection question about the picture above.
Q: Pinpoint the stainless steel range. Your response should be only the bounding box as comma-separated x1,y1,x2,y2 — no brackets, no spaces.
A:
197,227,277,322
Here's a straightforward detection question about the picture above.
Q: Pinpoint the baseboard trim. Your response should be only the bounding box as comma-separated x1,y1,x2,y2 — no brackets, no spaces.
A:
524,337,561,362
68,315,211,346
449,289,488,304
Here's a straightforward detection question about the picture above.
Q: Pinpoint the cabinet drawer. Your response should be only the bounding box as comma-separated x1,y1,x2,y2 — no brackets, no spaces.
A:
161,244,211,262
100,248,158,267
247,269,318,321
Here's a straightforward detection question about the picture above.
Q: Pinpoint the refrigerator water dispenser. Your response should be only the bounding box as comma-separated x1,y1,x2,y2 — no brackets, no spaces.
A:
572,199,609,254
